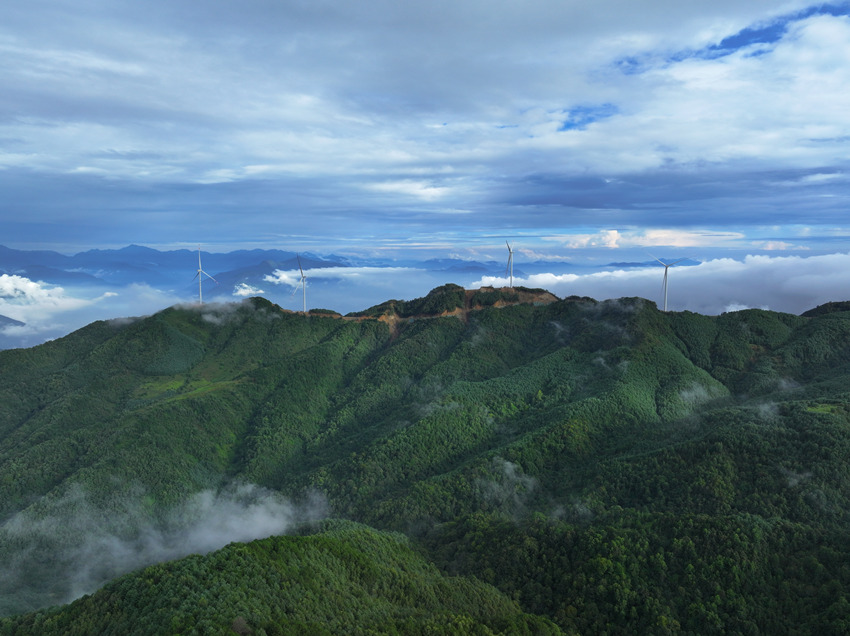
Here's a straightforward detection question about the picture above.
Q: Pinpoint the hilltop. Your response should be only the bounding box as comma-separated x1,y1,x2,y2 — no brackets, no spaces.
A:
1,286,850,633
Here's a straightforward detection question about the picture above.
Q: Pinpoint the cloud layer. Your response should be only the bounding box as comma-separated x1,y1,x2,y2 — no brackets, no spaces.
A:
1,1,849,258
0,483,327,610
476,252,850,315
4,248,850,350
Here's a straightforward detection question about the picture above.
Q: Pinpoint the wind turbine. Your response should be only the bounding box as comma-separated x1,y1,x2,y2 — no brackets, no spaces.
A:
506,241,514,288
193,245,217,304
291,254,307,312
650,254,690,312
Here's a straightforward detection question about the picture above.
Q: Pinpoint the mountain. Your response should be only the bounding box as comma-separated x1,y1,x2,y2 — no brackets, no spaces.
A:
1,286,850,633
0,315,23,329
0,243,640,292
1,521,557,635
0,244,349,290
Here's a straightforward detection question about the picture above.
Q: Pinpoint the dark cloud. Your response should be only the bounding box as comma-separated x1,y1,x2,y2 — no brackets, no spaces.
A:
1,0,848,269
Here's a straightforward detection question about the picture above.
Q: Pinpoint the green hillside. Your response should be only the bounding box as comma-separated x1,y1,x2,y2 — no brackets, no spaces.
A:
1,287,850,633
1,520,557,635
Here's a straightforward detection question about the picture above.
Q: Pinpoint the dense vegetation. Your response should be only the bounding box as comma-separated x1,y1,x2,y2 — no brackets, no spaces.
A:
2,289,850,633
3,521,556,635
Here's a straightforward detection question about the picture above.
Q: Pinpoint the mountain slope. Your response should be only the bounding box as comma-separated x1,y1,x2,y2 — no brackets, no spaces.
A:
0,521,559,635
1,287,850,632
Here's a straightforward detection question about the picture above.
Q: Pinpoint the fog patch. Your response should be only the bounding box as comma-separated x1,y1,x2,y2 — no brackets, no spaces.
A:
549,320,569,345
469,322,488,346
416,399,461,419
755,401,780,421
779,466,812,488
174,299,278,326
593,354,610,370
570,498,593,521
777,377,801,391
678,383,717,406
597,297,645,314
550,497,594,523
200,303,244,325
475,458,537,517
106,315,144,328
0,482,327,615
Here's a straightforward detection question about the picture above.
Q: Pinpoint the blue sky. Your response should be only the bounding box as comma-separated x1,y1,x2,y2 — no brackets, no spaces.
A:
2,0,850,335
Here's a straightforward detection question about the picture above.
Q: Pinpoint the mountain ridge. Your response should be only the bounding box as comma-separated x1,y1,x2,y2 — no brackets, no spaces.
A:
1,286,850,633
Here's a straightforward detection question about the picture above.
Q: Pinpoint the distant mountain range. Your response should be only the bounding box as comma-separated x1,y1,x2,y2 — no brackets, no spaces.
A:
0,244,696,296
0,244,344,291
0,315,23,329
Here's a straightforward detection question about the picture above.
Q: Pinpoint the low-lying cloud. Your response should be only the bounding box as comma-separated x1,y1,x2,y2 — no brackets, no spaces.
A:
0,482,327,615
5,251,850,351
0,279,183,349
474,252,850,315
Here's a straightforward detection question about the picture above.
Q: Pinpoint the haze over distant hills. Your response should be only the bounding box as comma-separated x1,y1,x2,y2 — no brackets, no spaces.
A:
0,243,690,350
3,243,850,352
0,243,642,290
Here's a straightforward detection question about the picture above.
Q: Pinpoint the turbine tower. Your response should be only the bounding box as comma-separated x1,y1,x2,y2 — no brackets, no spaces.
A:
651,255,689,312
193,245,217,304
291,254,307,312
506,241,514,288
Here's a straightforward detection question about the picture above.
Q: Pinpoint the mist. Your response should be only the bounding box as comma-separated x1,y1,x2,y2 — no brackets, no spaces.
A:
476,253,850,315
0,482,327,616
4,251,850,350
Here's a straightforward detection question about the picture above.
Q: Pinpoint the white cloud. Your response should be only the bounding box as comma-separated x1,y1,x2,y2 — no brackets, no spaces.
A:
752,240,808,251
264,266,425,289
3,1,843,187
0,482,327,607
549,228,746,250
4,1,850,288
233,283,264,297
364,180,452,201
473,252,850,315
0,275,91,323
0,279,183,349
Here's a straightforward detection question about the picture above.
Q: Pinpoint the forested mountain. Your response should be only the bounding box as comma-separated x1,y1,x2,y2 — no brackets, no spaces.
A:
2,285,850,634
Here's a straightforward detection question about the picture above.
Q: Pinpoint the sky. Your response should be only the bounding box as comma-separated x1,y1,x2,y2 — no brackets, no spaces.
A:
2,0,850,337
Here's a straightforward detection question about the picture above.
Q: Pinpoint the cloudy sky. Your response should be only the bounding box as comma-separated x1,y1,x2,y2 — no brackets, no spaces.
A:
2,0,850,333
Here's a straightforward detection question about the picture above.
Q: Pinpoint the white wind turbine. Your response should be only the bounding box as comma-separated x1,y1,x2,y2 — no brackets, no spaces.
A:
650,254,690,312
193,245,217,304
506,241,514,288
291,254,307,312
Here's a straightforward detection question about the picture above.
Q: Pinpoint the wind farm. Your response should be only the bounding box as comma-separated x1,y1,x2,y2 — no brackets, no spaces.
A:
3,2,850,632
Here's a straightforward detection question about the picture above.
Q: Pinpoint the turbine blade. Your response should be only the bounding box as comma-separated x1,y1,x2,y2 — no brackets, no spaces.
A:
647,252,666,266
